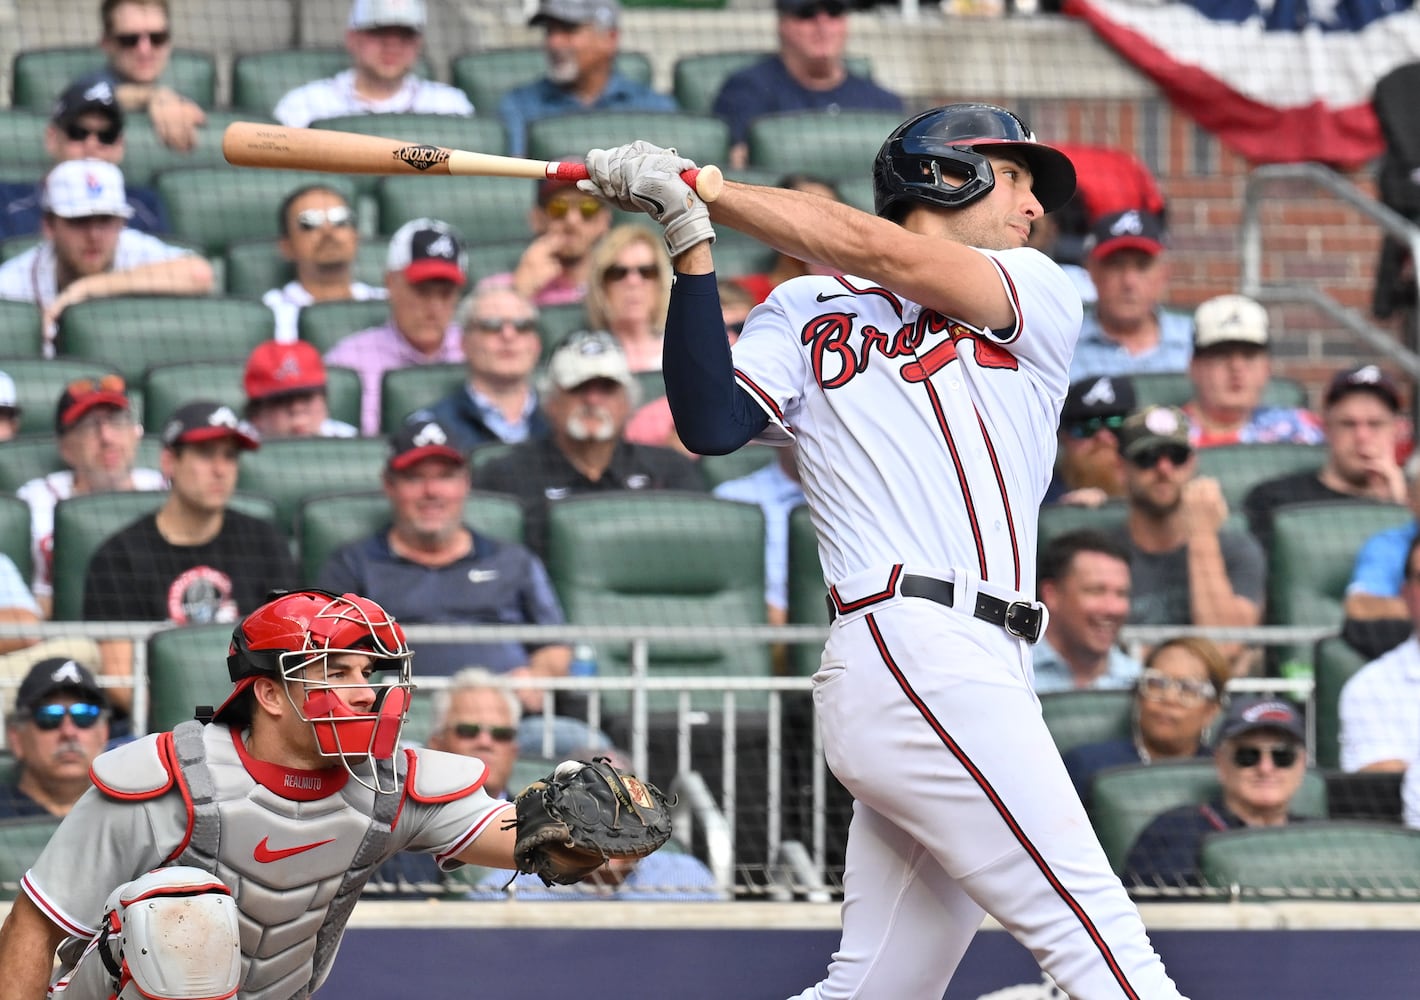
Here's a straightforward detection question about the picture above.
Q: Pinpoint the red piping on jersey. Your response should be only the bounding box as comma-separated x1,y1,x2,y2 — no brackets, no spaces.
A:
829,564,903,616
734,368,787,426
986,257,1024,344
832,275,904,316
863,614,1143,1000
438,801,517,866
974,410,1022,590
20,874,93,938
920,377,989,578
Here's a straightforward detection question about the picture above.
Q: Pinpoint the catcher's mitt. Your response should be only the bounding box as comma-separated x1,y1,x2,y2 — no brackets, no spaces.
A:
507,757,674,886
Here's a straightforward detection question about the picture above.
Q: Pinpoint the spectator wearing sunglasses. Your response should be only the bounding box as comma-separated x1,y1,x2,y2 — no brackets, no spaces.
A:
1123,697,1310,891
1045,374,1135,507
584,224,671,374
504,175,612,308
243,340,358,440
0,658,110,820
1063,637,1229,805
262,185,386,344
711,0,903,170
73,0,206,153
0,78,166,240
273,0,473,129
500,0,676,158
1117,406,1265,674
0,159,213,353
1032,530,1141,695
1068,210,1194,381
424,281,551,453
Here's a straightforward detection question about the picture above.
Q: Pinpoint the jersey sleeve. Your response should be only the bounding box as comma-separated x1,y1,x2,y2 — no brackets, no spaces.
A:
729,293,812,445
975,246,1082,396
390,754,514,870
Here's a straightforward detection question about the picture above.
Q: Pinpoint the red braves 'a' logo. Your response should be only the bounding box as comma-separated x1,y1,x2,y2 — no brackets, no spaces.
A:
901,317,1019,380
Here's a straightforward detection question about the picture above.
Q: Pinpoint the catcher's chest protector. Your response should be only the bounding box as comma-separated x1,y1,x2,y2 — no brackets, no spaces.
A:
167,723,399,1000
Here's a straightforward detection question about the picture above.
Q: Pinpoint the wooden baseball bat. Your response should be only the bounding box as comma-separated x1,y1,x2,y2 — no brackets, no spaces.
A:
221,121,724,203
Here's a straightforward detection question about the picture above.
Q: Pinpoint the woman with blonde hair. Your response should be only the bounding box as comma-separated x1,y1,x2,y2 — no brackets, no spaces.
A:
1062,636,1230,805
583,223,672,374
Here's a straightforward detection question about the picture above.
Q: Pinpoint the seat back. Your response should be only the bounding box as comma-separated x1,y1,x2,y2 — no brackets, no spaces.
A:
464,239,528,287
297,299,391,354
1195,442,1325,512
700,445,777,490
785,502,825,676
376,175,533,243
534,304,590,361
142,360,246,429
223,238,388,297
1090,761,1328,876
545,492,767,710
158,168,357,257
0,299,44,358
0,494,34,585
120,110,262,188
746,110,906,179
56,297,275,382
1312,635,1369,770
1038,689,1135,757
1036,501,1127,553
145,623,236,733
526,112,730,169
12,48,215,110
1200,821,1420,897
231,49,434,117
0,437,62,494
380,364,465,435
451,48,652,113
0,110,51,174
296,489,524,585
1,358,124,437
236,437,392,536
0,816,62,899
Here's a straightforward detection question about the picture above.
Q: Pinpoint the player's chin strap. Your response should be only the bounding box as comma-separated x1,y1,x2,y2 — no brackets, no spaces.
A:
304,685,410,793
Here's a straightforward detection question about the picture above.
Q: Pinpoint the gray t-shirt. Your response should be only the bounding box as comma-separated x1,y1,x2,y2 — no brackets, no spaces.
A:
1120,528,1267,625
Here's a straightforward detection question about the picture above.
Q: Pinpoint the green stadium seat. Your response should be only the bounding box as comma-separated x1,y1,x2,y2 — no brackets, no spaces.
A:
0,816,62,899
1,358,123,437
376,174,533,243
0,437,61,494
120,110,264,188
1037,501,1127,553
451,48,652,116
232,49,433,117
296,489,525,584
1195,442,1324,513
157,168,357,257
223,239,389,298
545,492,768,710
671,51,870,115
1199,821,1420,897
1130,371,1310,410
12,48,215,111
0,235,40,264
325,366,364,429
1313,635,1369,770
1039,689,1135,757
1090,760,1328,876
0,300,44,358
468,441,515,473
142,360,245,430
51,490,277,621
526,112,729,172
56,297,275,382
709,229,776,279
144,623,234,732
837,174,876,214
380,363,465,434
747,110,905,179
236,437,391,535
700,445,777,490
786,502,824,676
0,110,53,174
534,303,590,360
298,299,390,354
632,370,665,406
0,495,34,585
464,239,526,286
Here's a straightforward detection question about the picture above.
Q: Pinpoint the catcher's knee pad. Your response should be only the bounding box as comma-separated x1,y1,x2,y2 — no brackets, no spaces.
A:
99,866,242,1000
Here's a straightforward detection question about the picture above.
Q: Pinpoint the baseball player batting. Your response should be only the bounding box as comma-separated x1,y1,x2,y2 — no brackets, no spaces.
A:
0,589,670,999
576,105,1189,998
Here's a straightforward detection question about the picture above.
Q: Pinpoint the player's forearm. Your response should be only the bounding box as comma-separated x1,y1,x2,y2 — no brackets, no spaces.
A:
453,806,519,868
80,257,215,301
0,894,68,999
99,638,135,714
1186,540,1260,628
0,610,39,655
528,644,571,678
1342,592,1409,621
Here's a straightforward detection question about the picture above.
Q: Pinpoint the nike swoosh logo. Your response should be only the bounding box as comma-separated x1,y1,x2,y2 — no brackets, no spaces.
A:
253,836,336,863
815,291,853,302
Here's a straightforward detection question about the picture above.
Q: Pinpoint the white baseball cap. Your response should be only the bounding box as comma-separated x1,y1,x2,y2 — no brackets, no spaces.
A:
1193,294,1269,352
42,159,133,220
0,370,18,413
545,329,635,393
349,0,426,29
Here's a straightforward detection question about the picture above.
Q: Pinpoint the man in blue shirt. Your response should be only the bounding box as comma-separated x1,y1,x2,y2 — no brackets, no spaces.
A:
711,0,903,169
1345,453,1420,624
1032,530,1142,694
712,444,804,626
500,0,677,157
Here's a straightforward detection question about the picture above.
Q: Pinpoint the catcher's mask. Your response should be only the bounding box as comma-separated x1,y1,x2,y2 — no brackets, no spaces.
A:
215,589,414,793
872,103,1077,222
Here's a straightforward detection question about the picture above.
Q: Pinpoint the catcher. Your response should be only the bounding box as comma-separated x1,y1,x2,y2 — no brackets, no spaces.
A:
0,589,671,1000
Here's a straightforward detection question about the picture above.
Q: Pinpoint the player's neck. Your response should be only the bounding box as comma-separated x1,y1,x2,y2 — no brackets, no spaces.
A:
1126,506,1187,553
567,64,612,105
1048,630,1110,685
1098,311,1159,353
1222,791,1289,828
558,436,617,480
388,523,473,567
299,263,357,302
1189,400,1249,432
156,500,224,546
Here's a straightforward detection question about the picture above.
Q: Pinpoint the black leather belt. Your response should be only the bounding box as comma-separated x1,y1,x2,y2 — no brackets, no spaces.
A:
826,573,1043,643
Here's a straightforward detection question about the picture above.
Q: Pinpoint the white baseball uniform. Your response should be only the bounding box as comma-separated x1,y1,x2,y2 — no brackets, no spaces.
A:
272,70,473,128
729,254,1187,999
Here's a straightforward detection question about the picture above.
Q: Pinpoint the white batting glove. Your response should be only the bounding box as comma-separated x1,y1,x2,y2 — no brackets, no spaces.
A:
578,141,682,212
627,164,716,257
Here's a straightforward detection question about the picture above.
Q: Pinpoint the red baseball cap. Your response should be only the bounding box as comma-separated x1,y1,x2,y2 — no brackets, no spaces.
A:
385,218,467,285
387,415,465,472
244,340,328,402
55,373,130,433
1085,209,1165,261
161,401,261,451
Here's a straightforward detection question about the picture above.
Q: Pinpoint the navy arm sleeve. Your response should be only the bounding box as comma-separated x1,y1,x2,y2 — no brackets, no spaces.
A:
663,271,769,456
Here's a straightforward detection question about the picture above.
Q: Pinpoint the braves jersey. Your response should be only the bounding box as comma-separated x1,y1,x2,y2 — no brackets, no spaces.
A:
730,247,1080,594
23,723,509,999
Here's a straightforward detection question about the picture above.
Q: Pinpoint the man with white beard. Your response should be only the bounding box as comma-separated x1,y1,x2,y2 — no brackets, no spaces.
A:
474,329,704,557
498,0,676,158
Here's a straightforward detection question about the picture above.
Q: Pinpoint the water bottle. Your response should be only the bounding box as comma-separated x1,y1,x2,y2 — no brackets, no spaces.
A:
569,643,598,677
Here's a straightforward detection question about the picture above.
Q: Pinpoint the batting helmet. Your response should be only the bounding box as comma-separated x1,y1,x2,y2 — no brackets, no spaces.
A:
872,103,1077,221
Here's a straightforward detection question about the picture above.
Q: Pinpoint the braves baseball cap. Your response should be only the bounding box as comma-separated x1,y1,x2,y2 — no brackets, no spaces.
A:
244,340,328,403
1193,294,1270,353
42,159,133,220
387,414,466,471
348,0,426,30
1084,209,1164,261
55,373,130,433
1116,405,1190,460
15,657,108,714
386,217,467,285
51,78,123,131
1217,696,1305,744
530,0,619,28
162,401,261,450
1324,364,1401,412
0,369,20,418
1061,374,1135,425
545,329,636,393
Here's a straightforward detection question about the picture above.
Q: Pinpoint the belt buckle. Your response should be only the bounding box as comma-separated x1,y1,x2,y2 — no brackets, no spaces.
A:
1003,601,1042,643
